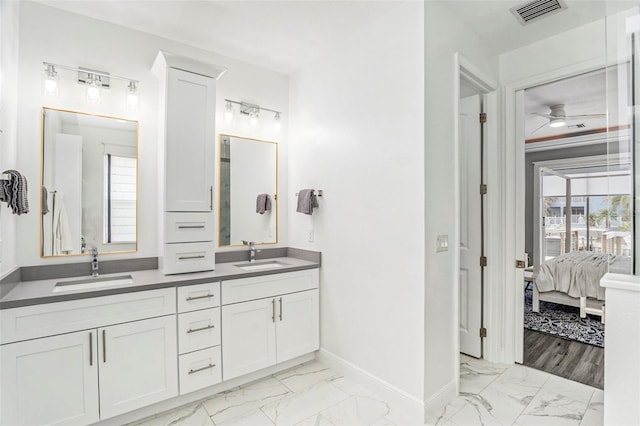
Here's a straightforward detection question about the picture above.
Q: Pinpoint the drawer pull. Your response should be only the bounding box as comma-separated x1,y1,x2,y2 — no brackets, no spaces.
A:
186,294,214,301
89,332,93,366
178,225,206,229
272,298,276,323
187,324,215,334
179,255,206,260
188,363,216,375
279,297,283,321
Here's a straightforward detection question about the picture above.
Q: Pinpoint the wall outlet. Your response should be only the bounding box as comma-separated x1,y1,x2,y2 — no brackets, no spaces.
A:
436,234,448,252
307,228,314,243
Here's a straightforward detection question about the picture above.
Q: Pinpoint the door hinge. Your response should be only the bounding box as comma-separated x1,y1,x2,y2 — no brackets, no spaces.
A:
479,112,487,123
480,184,487,195
515,259,526,269
479,327,487,338
480,256,487,267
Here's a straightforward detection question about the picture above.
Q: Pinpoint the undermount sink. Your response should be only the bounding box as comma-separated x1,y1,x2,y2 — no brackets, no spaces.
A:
53,275,134,292
234,260,289,271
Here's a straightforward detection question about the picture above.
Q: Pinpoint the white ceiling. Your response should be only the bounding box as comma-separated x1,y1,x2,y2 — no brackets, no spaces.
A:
33,0,402,75
34,0,639,75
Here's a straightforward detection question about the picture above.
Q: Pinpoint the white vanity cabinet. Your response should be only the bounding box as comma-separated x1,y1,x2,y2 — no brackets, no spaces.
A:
0,288,178,425
152,51,226,275
0,330,99,425
221,269,319,380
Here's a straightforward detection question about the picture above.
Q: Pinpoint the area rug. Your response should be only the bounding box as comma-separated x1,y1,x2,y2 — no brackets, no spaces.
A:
524,287,604,347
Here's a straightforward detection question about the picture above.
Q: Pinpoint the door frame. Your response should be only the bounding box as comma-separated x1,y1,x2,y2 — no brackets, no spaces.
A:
454,53,497,367
500,57,607,364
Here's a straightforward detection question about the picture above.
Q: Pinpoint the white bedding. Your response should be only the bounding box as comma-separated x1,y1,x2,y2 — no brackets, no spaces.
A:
536,251,615,301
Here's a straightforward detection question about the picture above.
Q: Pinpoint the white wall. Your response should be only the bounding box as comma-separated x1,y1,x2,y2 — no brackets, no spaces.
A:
289,1,426,406
423,1,498,403
0,0,20,277
15,1,289,266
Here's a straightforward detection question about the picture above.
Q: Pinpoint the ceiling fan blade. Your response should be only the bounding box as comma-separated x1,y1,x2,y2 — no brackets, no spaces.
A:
531,112,553,119
530,121,549,135
565,113,607,119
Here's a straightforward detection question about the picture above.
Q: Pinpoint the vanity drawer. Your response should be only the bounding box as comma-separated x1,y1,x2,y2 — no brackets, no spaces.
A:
0,288,176,344
179,346,222,395
162,242,215,275
177,282,220,312
221,269,319,305
165,212,214,243
178,307,220,354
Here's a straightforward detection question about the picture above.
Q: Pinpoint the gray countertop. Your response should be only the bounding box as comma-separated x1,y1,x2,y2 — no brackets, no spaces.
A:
0,257,319,309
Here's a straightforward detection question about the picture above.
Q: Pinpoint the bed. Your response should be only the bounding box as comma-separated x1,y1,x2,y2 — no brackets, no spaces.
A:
533,251,631,323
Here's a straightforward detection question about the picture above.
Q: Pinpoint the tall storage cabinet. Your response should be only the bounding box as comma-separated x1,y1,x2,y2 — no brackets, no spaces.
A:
152,51,226,275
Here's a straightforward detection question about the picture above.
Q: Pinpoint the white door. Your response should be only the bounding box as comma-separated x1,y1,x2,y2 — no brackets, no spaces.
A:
1,330,99,425
98,315,178,419
165,67,215,212
459,94,483,358
221,298,277,380
276,289,320,363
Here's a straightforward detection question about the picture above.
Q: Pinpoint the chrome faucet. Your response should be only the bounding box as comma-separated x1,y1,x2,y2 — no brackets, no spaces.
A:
242,240,261,263
91,247,99,277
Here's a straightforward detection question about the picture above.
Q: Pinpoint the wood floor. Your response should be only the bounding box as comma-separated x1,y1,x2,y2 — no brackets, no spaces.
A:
524,329,604,389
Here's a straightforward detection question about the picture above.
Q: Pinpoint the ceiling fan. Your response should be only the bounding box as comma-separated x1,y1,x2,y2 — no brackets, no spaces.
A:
530,104,606,135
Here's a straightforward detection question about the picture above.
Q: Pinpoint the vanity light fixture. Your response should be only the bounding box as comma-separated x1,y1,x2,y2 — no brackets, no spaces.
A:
42,64,59,97
126,80,139,108
41,62,139,107
273,112,281,132
85,74,102,104
224,98,282,130
249,107,259,127
224,100,234,122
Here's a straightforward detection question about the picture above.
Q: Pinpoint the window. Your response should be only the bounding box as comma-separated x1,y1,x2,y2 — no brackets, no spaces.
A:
105,154,136,243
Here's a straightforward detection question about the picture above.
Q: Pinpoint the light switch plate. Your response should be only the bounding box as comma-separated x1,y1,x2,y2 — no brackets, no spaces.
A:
436,234,448,252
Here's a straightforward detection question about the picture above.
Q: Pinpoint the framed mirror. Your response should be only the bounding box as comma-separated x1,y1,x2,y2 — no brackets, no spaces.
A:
218,134,278,247
41,107,138,257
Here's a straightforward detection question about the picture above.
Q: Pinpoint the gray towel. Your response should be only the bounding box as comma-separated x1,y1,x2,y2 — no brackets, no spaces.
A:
296,189,318,215
42,186,50,215
1,170,29,215
256,193,272,214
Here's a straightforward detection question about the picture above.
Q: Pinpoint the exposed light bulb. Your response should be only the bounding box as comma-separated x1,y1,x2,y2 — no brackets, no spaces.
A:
273,112,281,131
86,74,102,104
249,108,259,127
224,101,234,122
43,64,58,97
549,118,566,128
126,80,138,108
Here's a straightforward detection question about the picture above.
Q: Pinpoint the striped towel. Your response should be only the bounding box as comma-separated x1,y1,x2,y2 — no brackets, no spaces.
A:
1,170,29,215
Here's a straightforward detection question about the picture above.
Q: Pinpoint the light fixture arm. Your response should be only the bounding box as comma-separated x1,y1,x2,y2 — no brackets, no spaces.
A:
224,98,281,115
42,62,139,85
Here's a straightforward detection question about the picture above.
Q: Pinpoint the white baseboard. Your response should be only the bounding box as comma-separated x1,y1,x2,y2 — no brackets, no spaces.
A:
316,348,425,424
423,379,457,419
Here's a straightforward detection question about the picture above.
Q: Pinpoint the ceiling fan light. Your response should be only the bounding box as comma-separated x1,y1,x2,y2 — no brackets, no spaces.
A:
549,118,566,128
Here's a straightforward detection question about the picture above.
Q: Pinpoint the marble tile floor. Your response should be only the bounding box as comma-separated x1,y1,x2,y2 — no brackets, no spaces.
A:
129,356,603,426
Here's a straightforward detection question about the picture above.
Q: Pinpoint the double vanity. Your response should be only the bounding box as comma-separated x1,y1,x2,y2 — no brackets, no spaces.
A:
0,252,320,425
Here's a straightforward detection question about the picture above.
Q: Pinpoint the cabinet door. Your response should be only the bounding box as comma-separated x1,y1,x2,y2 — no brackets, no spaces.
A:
98,315,178,419
277,289,320,363
222,298,276,380
165,67,215,212
1,330,99,425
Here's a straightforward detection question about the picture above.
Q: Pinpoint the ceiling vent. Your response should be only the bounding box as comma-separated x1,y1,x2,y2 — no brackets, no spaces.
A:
511,0,567,26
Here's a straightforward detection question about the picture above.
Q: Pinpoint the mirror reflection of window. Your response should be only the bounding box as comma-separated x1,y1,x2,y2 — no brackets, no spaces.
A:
104,154,137,244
